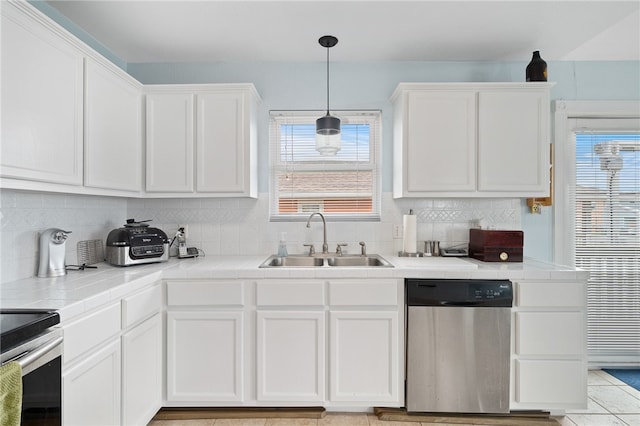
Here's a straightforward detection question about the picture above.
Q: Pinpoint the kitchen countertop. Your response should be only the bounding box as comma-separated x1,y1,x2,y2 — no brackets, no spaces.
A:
0,255,588,322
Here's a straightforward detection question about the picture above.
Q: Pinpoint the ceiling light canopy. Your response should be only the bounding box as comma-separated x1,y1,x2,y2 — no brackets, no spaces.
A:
316,35,340,156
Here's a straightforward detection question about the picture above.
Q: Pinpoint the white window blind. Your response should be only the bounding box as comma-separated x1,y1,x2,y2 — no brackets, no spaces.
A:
575,131,640,361
269,111,381,221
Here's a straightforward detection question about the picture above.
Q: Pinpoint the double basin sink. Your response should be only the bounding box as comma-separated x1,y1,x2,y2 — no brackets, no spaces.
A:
260,254,393,268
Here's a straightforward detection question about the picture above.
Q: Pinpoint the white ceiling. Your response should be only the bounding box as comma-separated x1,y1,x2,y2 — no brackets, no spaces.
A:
45,1,640,64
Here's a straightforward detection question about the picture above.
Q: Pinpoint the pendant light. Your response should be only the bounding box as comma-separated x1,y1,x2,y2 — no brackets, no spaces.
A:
316,35,341,156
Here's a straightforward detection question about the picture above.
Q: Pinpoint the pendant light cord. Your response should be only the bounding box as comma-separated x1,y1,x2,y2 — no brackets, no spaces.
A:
326,46,330,115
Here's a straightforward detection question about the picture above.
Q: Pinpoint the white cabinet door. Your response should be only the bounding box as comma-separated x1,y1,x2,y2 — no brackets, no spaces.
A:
404,91,477,193
122,313,162,426
196,92,246,193
256,311,325,402
478,90,549,193
515,360,586,406
84,58,142,192
166,311,244,402
63,339,121,426
145,93,195,192
329,311,399,403
1,2,83,185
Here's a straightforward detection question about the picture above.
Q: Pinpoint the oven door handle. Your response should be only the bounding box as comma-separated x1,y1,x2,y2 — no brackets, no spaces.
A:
6,336,63,374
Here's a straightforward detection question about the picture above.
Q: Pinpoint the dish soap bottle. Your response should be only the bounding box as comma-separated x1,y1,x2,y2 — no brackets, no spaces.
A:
277,232,288,257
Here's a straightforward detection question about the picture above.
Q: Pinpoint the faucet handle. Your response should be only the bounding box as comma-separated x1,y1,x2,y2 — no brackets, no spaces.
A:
336,243,348,256
303,244,316,256
359,241,367,256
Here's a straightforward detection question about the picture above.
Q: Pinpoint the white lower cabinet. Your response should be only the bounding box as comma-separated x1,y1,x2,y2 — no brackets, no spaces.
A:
63,339,121,426
165,280,245,404
328,279,403,406
122,313,162,426
166,311,244,402
329,311,399,402
165,278,404,408
62,284,162,426
511,280,587,410
256,311,325,402
515,360,585,406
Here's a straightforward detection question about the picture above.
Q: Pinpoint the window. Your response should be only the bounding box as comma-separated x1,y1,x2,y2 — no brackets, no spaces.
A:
269,111,381,221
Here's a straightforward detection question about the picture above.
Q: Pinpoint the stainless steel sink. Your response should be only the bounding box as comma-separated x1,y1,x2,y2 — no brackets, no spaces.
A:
326,255,392,267
260,256,325,267
259,254,392,268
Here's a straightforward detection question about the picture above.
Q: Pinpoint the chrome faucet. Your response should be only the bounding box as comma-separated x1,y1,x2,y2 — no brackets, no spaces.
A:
306,212,329,254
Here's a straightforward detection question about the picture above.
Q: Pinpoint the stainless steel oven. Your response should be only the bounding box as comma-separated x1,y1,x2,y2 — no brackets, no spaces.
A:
1,309,62,425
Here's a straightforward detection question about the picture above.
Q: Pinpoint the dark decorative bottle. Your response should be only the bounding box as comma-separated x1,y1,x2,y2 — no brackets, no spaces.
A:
526,51,547,82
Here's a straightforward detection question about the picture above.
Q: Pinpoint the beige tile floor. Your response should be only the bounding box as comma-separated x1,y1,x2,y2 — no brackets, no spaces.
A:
148,370,640,426
559,370,640,426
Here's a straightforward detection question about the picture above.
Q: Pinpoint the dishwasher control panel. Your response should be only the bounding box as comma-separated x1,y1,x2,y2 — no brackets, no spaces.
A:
406,279,513,307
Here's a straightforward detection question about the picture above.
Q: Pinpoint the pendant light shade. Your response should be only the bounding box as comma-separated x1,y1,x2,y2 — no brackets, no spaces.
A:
316,114,340,135
316,35,340,155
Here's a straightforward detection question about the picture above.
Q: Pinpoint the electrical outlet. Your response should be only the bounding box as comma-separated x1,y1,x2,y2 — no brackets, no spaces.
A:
393,224,403,239
179,225,188,240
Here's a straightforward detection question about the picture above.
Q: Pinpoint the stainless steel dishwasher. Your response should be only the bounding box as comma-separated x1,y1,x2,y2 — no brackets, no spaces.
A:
406,278,513,414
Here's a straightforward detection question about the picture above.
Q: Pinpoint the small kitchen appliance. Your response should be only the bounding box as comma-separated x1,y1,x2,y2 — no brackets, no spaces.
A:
105,219,169,266
469,229,523,262
37,228,71,278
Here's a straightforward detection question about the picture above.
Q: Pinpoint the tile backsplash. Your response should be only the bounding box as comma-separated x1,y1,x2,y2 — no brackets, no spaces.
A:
0,190,127,283
0,189,521,283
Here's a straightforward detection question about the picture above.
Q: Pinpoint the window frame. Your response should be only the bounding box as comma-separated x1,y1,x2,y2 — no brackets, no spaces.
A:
269,110,382,222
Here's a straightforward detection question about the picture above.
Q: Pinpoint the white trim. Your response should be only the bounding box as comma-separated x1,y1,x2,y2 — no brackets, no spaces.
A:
553,100,640,267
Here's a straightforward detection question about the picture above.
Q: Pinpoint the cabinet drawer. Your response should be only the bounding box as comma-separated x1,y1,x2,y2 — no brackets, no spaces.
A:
329,280,398,306
515,312,584,356
122,284,162,328
257,281,324,306
166,280,244,306
516,281,585,307
64,302,121,365
515,360,586,405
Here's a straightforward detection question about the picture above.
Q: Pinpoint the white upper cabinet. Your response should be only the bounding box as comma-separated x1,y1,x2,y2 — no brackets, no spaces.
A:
399,90,477,193
1,1,84,186
84,58,142,192
392,83,552,198
477,90,549,192
145,84,260,197
145,93,195,192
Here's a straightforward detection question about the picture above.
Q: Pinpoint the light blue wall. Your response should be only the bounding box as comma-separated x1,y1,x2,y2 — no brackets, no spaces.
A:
28,1,640,262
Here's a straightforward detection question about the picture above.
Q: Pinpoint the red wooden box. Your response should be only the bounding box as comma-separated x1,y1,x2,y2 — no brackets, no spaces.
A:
469,229,523,262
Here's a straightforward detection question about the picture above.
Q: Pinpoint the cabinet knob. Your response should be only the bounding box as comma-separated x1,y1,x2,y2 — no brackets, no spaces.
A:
500,252,509,261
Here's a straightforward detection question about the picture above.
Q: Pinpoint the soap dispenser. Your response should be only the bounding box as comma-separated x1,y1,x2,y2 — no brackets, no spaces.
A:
277,232,288,257
38,228,71,278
